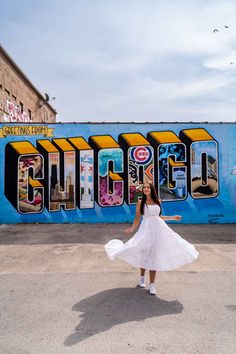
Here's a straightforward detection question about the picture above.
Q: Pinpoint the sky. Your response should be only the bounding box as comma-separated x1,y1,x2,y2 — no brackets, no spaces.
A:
1,0,236,122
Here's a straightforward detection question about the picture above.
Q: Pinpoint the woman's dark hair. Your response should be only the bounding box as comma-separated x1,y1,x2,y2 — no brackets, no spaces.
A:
140,182,162,216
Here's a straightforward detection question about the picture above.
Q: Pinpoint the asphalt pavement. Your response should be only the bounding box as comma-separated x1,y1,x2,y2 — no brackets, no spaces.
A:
0,223,235,354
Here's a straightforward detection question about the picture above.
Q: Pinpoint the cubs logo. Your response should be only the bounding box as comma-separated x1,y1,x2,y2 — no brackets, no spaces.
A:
130,146,153,165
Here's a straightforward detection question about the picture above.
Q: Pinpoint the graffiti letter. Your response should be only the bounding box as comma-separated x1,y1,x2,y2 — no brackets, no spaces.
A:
148,131,187,201
179,128,218,198
5,141,44,213
89,135,124,207
37,139,76,211
68,137,94,209
119,133,154,204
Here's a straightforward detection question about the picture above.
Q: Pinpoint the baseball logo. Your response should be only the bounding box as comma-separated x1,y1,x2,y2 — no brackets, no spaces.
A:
130,146,152,165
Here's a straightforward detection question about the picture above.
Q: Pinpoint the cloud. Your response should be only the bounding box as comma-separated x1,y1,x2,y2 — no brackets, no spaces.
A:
1,0,236,122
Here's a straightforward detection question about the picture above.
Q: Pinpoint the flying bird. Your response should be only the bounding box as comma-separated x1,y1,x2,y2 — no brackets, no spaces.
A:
213,29,219,33
224,25,229,28
230,62,234,65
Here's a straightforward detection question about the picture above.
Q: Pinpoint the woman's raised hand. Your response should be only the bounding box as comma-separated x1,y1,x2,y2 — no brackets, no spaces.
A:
124,226,135,234
173,215,182,221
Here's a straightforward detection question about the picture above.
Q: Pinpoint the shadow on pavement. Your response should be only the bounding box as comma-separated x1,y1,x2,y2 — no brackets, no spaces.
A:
64,287,183,346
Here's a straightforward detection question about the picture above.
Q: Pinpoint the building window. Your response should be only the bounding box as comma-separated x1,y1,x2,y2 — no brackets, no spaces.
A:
28,109,32,120
0,84,2,90
5,88,10,95
20,101,23,113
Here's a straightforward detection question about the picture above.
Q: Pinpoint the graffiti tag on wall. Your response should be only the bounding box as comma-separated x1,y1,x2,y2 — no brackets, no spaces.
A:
4,127,219,214
3,100,30,122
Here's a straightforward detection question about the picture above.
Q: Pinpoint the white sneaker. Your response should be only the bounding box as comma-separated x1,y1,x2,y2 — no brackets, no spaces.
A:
148,283,157,295
138,276,146,288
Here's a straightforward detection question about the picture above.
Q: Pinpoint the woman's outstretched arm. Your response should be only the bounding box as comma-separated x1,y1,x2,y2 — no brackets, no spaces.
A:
125,200,142,234
161,215,182,221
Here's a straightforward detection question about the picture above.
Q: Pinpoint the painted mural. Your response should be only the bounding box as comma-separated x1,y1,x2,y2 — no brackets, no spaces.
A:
0,123,235,224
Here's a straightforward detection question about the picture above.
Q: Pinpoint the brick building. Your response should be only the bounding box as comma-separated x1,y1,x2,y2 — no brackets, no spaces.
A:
0,45,57,123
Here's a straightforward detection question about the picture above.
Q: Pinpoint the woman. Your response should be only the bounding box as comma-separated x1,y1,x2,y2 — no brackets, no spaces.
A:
105,182,199,295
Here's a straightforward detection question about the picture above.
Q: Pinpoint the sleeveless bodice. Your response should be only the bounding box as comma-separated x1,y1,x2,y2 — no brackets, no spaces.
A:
143,204,160,217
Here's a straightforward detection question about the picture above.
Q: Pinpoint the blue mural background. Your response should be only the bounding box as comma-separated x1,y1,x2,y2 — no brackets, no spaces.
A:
0,122,235,224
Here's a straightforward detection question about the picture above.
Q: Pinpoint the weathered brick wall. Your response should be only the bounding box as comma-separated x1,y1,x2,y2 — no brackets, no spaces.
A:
0,50,56,123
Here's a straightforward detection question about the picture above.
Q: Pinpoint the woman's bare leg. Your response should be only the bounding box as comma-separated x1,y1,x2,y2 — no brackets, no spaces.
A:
149,270,156,283
140,268,145,276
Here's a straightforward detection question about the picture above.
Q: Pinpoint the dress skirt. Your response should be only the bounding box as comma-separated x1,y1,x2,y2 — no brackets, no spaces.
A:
104,205,199,271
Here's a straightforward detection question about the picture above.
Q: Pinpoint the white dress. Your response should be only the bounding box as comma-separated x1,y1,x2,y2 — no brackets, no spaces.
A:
105,204,199,271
